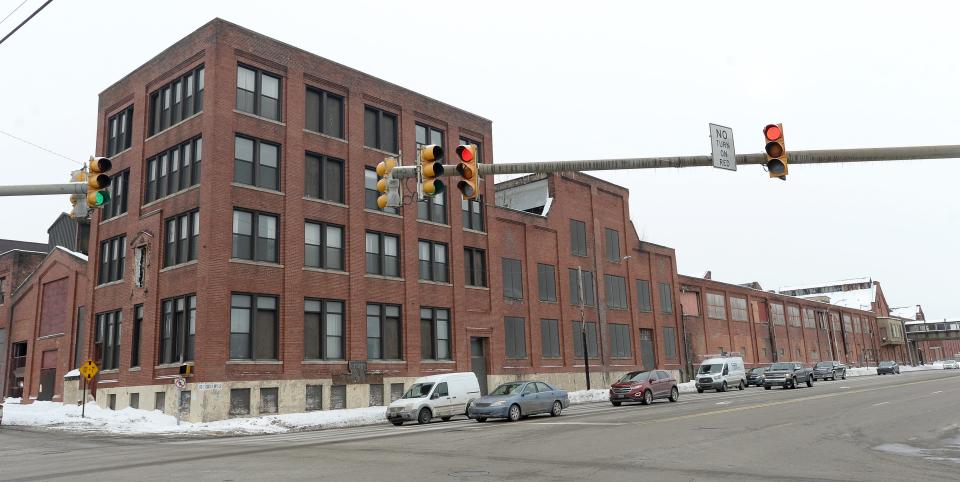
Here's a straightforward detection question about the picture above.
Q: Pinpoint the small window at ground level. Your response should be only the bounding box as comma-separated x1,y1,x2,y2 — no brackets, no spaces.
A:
306,385,323,411
230,388,251,416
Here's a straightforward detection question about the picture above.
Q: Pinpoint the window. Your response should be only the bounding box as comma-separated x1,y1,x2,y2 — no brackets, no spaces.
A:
106,106,133,156
144,137,202,203
164,210,199,267
232,210,279,263
540,319,560,358
730,297,748,322
230,388,251,416
304,299,344,360
418,240,449,283
573,321,598,358
706,293,726,320
155,392,166,412
365,167,399,215
306,385,323,411
181,391,192,414
304,221,344,271
158,294,196,364
305,153,343,203
363,106,397,153
802,308,816,329
771,303,785,325
610,324,632,358
537,264,557,302
636,280,652,312
505,317,526,359
420,307,451,360
459,138,484,231
131,305,143,368
367,303,402,360
130,393,139,409
369,384,384,406
101,170,129,221
570,219,587,257
365,231,400,277
390,383,405,402
663,326,677,359
95,310,122,370
787,306,801,327
604,275,628,309
149,65,204,135
133,247,146,288
236,65,281,121
502,258,523,299
463,247,487,287
658,282,673,314
98,235,126,284
260,387,279,414
234,136,280,191
604,228,620,262
415,125,448,223
0,277,5,304
568,269,596,306
229,294,278,360
331,385,347,409
305,87,344,138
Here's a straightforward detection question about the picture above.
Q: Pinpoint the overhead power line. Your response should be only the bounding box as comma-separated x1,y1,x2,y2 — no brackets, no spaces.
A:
0,0,53,47
0,0,30,27
0,128,83,165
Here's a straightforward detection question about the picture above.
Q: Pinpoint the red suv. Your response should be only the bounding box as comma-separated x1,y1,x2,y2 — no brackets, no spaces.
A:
609,370,679,406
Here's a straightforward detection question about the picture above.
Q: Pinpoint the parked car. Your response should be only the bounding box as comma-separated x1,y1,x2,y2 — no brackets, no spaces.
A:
812,361,847,381
609,370,679,406
943,360,960,370
387,372,482,425
467,381,569,422
763,362,814,389
746,367,768,387
877,361,901,375
695,355,747,393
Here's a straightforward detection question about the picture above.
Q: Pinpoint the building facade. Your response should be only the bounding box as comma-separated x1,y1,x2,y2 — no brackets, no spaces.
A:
0,247,47,396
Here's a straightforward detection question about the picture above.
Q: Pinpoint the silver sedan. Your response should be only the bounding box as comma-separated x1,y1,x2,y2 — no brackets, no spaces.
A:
467,381,570,422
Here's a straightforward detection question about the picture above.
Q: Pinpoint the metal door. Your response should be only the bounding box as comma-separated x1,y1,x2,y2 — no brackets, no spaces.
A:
638,329,655,370
38,369,56,401
470,337,488,395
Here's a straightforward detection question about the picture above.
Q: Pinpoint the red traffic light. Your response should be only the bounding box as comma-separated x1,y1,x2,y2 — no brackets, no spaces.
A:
455,145,474,162
764,124,782,141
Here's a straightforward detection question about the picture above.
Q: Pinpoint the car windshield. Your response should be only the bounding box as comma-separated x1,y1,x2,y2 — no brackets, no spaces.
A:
490,382,525,395
749,368,765,374
401,383,434,399
816,362,833,368
770,363,795,370
618,371,652,383
879,361,894,367
698,364,723,375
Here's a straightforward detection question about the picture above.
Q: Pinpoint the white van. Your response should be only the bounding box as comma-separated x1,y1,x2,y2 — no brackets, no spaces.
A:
695,355,747,393
387,372,482,425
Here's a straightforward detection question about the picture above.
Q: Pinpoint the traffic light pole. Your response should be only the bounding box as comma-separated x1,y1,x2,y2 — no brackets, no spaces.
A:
0,183,87,196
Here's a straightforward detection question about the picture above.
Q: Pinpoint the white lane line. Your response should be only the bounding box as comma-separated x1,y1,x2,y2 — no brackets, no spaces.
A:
533,422,625,426
872,401,890,407
932,391,943,394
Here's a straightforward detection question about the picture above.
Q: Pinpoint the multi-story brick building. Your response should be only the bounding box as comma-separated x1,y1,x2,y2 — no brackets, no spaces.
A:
0,244,47,396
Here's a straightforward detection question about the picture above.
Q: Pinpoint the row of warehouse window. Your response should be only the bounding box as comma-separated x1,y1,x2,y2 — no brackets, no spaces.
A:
568,220,625,263
701,291,872,333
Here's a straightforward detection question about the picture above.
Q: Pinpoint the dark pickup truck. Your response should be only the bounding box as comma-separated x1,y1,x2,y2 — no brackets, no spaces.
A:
812,361,846,381
763,362,814,390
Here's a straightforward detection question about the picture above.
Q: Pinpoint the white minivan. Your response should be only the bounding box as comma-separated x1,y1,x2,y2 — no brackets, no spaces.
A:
695,355,747,393
387,372,482,425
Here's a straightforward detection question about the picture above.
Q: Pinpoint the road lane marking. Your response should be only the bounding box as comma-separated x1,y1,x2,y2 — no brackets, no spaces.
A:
932,391,943,394
533,422,625,426
872,402,890,406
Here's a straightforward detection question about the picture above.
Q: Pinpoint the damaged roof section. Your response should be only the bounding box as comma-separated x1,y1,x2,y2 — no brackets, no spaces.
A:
495,173,553,216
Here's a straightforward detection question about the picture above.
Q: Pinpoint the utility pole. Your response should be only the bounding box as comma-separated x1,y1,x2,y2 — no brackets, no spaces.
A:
577,266,590,390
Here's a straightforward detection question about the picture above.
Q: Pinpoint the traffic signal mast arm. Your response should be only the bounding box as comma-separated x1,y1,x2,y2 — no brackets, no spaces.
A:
386,144,960,179
0,182,88,196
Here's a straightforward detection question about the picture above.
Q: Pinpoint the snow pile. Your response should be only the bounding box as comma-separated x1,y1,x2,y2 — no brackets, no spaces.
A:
567,389,609,404
677,381,698,393
844,364,943,378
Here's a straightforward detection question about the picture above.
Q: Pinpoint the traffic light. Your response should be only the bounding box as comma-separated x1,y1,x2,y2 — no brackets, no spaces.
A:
375,157,398,209
86,156,113,208
763,123,788,180
420,144,444,196
179,363,194,376
455,144,479,199
69,168,89,219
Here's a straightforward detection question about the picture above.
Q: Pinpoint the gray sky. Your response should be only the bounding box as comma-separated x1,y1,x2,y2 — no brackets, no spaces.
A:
0,0,956,318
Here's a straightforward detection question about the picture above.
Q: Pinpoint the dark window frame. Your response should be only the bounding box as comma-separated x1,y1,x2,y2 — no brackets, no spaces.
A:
636,279,653,312
504,317,527,359
502,258,524,300
163,210,199,268
416,123,447,224
304,152,344,203
604,274,628,310
459,138,484,232
304,298,345,360
236,64,282,121
305,86,344,138
537,263,557,302
106,105,133,156
573,321,599,359
604,228,621,262
568,268,596,307
570,219,587,257
234,135,281,191
304,220,344,271
364,166,400,215
98,235,126,285
158,294,196,365
144,137,202,203
365,231,400,277
540,318,560,358
101,169,129,221
420,307,451,361
229,293,279,361
148,65,204,136
418,239,449,283
610,323,632,358
232,209,279,263
131,304,143,368
363,106,398,153
658,282,674,314
366,303,402,360
94,310,122,370
463,247,487,287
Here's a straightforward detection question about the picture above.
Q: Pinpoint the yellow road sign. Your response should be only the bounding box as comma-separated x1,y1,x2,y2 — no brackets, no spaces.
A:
79,359,99,381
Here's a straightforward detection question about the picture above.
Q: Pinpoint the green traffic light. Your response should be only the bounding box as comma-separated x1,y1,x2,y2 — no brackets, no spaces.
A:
96,190,110,206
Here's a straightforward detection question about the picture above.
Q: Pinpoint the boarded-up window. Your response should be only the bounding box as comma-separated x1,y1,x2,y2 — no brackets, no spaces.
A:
573,321,598,359
230,388,251,416
787,306,801,327
730,297,748,321
636,280,653,312
770,303,785,325
129,393,139,409
41,350,58,369
260,387,279,414
604,275,627,309
155,392,166,412
391,383,405,402
109,394,117,410
540,319,560,358
39,278,69,336
802,308,816,329
369,384,384,406
610,324,632,358
306,385,323,411
504,317,526,359
180,390,191,414
706,293,726,320
663,326,677,359
331,385,346,409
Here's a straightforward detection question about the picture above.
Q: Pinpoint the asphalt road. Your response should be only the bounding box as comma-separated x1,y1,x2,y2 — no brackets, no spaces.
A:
2,370,960,481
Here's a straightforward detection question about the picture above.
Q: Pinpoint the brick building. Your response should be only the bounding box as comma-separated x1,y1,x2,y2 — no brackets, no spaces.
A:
0,246,47,396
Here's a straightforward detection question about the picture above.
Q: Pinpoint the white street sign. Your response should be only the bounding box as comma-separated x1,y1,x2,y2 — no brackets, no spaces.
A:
710,123,736,171
174,377,186,390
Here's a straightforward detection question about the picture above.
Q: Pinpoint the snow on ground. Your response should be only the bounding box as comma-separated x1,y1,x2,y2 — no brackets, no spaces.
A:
846,363,943,378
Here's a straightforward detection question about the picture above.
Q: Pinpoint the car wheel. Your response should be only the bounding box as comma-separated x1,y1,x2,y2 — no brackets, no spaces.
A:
391,421,404,426
551,401,562,417
641,390,653,405
764,385,771,390
508,404,521,422
842,372,846,380
475,417,487,423
738,380,745,391
806,377,813,388
611,401,622,407
669,386,679,402
696,388,704,394
441,416,452,422
417,408,432,425
719,381,728,393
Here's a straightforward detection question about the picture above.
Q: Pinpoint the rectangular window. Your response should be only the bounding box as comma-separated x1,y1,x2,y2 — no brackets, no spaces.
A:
304,299,344,360
390,383,404,402
164,210,199,267
787,306,801,327
463,247,487,287
570,219,587,257
610,323,632,358
234,136,280,191
363,106,397,153
101,170,129,221
131,304,143,368
420,307,451,360
540,319,560,358
366,303,402,360
129,393,139,409
236,65,281,121
537,264,557,302
658,282,673,314
418,240,449,283
459,138,485,231
604,275,628,309
106,106,133,156
771,303,786,325
230,388,251,416
568,268,596,306
369,384,384,407
415,124,447,224
502,258,523,299
365,231,400,277
305,87,344,138
706,293,726,320
158,294,196,364
364,167,400,215
604,228,620,262
730,297,748,322
259,387,279,414
573,321,598,359
95,310,122,370
98,235,126,284
155,392,166,412
232,210,279,263
149,65,204,135
636,279,652,312
134,247,146,287
306,385,323,411
144,137,202,203
504,317,527,359
180,391,191,414
331,385,347,410
229,293,278,360
304,153,344,203
304,221,344,271
663,326,677,359
0,277,5,305
802,308,816,329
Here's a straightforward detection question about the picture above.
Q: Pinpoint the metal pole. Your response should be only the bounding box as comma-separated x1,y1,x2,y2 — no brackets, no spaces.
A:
577,266,590,390
81,376,86,418
0,183,87,196
176,388,181,426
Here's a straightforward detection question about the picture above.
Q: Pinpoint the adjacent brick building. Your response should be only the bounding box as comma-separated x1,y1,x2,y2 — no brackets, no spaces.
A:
0,246,47,396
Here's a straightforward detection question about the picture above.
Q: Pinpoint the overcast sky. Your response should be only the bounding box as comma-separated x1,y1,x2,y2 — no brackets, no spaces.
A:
0,0,956,318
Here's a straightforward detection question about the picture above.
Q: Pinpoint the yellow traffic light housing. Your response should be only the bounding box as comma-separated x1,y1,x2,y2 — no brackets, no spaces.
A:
375,157,398,209
86,156,113,208
455,144,479,200
764,123,788,180
420,144,444,196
